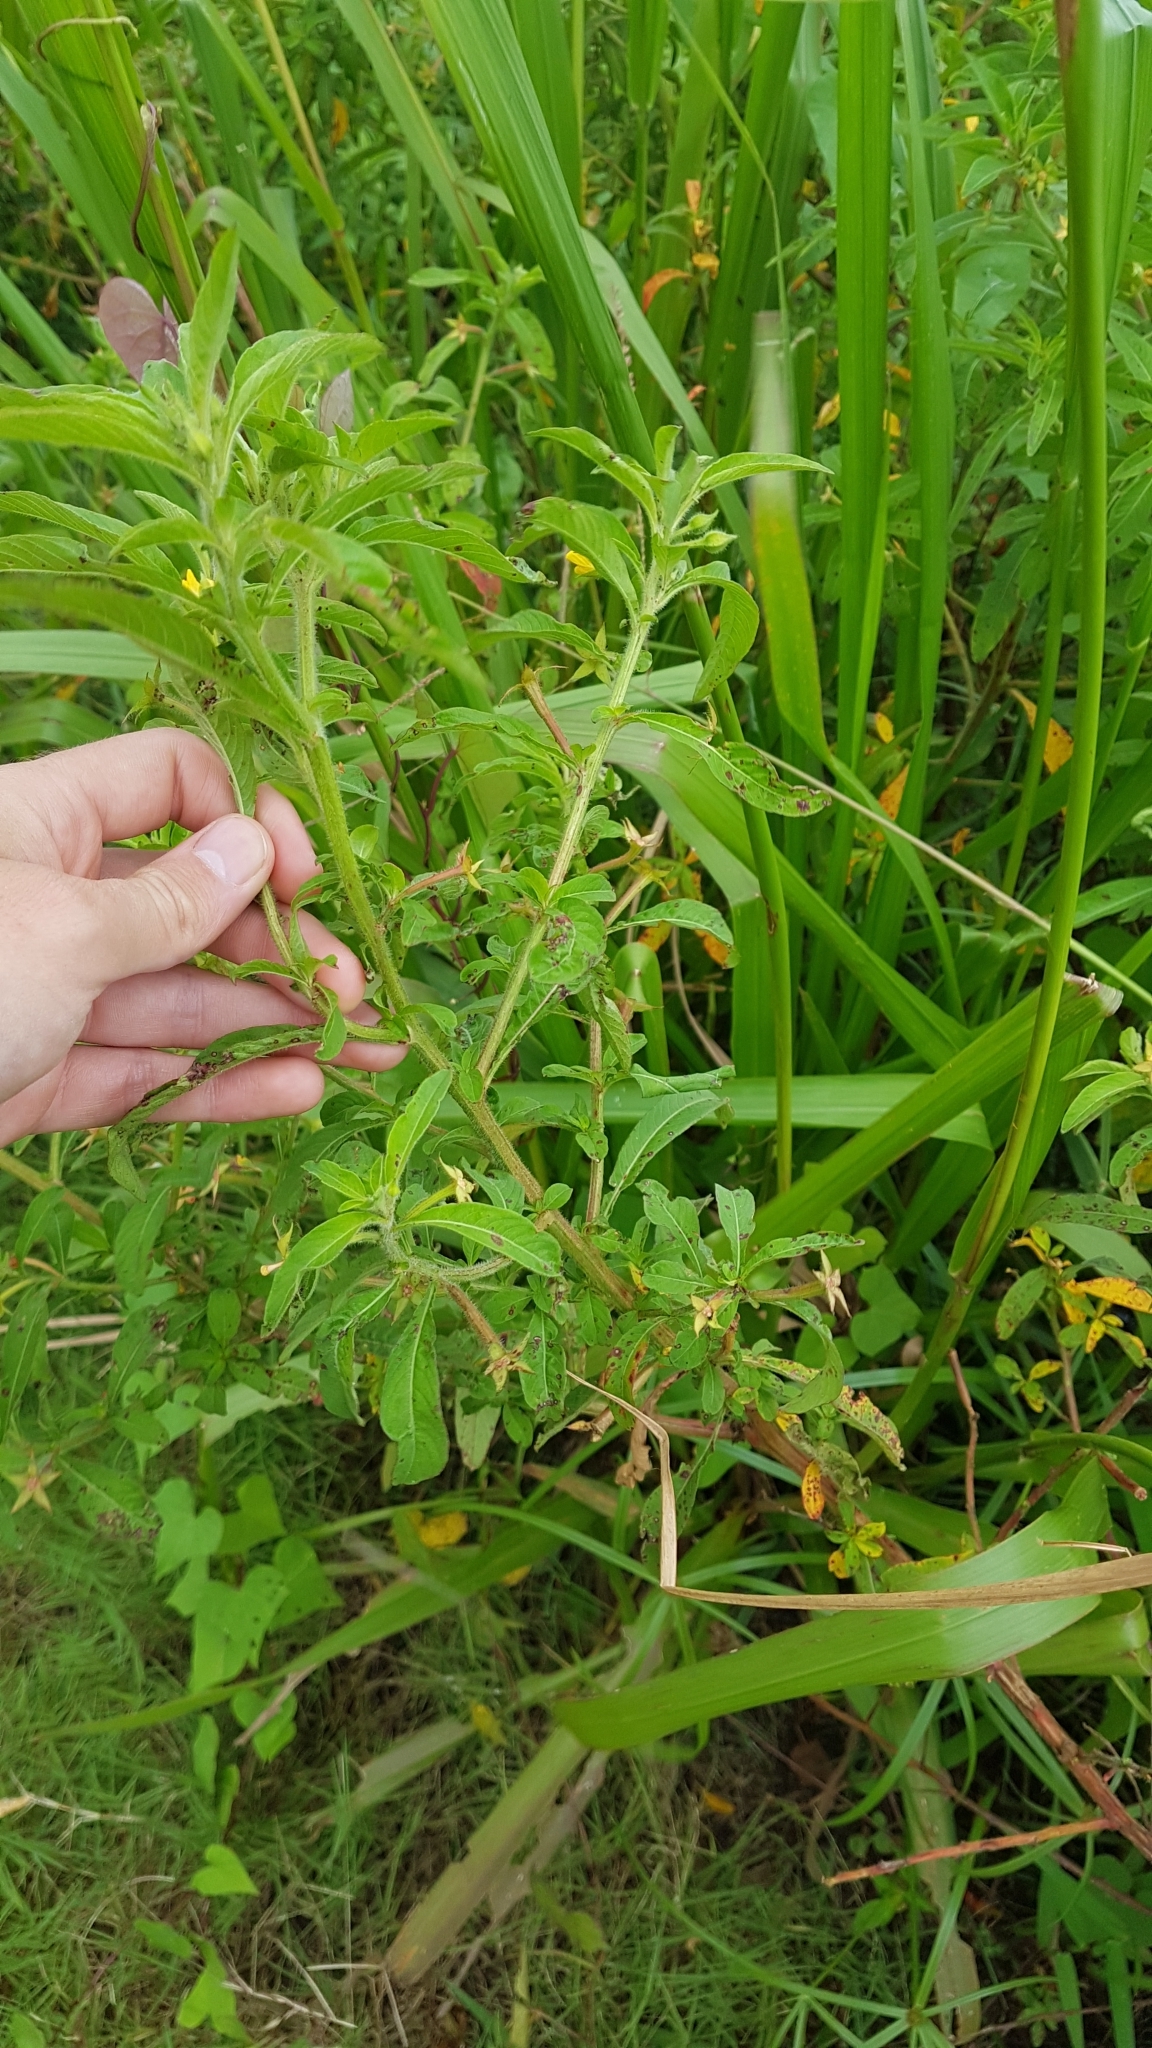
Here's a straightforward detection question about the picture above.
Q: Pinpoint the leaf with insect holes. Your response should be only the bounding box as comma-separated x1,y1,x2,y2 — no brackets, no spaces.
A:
410,1203,560,1275
994,1264,1050,1339
379,1287,449,1484
649,899,734,949
1065,1275,1152,1313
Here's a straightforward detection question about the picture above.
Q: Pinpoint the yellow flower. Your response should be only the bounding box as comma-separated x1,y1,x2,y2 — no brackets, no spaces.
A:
181,568,215,599
566,549,596,577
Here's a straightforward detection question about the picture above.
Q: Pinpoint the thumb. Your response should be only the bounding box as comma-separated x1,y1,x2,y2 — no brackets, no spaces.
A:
83,813,275,983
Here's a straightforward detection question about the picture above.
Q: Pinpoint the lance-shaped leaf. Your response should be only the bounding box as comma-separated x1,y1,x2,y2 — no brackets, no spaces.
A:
0,387,191,474
353,517,539,583
521,498,643,603
384,1070,454,1195
222,331,382,445
647,900,734,948
262,1212,373,1331
693,581,761,702
481,610,607,671
379,1287,449,1485
410,1204,560,1276
184,227,239,418
608,1092,722,1203
0,575,225,679
0,1285,49,1441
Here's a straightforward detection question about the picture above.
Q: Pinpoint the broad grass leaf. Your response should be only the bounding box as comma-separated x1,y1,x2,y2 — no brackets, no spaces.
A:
554,1466,1106,1749
379,1288,449,1484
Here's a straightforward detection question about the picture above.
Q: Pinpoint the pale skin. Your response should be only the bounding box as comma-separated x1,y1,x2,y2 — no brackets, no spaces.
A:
0,728,406,1146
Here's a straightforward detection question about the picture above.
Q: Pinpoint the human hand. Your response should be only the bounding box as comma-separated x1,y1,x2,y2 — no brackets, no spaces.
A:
0,728,406,1144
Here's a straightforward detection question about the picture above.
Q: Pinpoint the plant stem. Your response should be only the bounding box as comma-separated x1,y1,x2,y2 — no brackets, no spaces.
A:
1000,480,1075,906
902,0,1108,1427
585,1018,605,1225
477,603,652,1081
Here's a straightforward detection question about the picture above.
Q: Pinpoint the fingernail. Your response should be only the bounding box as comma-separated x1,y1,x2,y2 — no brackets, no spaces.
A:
190,815,273,889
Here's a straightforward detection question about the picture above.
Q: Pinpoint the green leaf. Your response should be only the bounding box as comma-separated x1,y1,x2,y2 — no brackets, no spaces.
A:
422,0,652,463
222,330,382,446
1061,1071,1145,1133
694,581,761,702
153,1478,224,1577
715,1185,755,1270
134,1918,195,1960
0,386,190,472
412,1203,561,1275
8,2019,46,2048
354,515,538,582
692,451,825,498
0,575,225,680
994,1264,1050,1339
217,1474,285,1556
608,1092,721,1202
379,1287,449,1484
269,1534,340,1627
185,227,238,418
650,899,733,948
0,629,150,682
176,1943,244,2035
385,1069,453,1193
189,1843,258,1898
0,1285,48,1440
184,1564,289,1689
521,497,642,602
1027,1192,1152,1235
261,1212,373,1331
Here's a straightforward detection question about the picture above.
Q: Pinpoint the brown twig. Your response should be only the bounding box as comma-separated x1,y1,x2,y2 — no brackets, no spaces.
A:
521,670,574,757
669,926,730,1069
948,1349,983,1551
988,1657,1152,1863
823,1814,1110,1887
1099,1376,1151,1436
234,1665,316,1748
1059,1344,1082,1434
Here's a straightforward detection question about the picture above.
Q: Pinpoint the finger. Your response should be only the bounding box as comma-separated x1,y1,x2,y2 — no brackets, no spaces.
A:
0,729,238,873
76,814,275,988
254,783,322,901
98,856,367,1011
209,904,368,1011
82,968,407,1071
0,1046,328,1139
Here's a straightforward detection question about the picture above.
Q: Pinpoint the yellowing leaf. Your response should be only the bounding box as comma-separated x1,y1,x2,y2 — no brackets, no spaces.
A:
330,96,349,146
874,712,895,745
416,1510,468,1549
883,410,902,439
640,268,691,314
639,922,670,951
700,1789,735,1816
827,1546,851,1578
816,392,841,429
1011,690,1073,774
1065,1276,1152,1312
1028,1358,1065,1381
502,1564,531,1586
879,766,908,820
700,931,730,966
801,1460,825,1520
